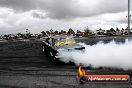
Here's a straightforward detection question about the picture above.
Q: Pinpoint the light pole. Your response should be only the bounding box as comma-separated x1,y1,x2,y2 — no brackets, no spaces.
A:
128,0,131,34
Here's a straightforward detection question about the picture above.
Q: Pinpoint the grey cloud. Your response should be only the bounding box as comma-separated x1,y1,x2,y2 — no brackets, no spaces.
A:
0,0,37,11
116,18,132,24
0,0,131,19
97,0,128,13
32,11,46,19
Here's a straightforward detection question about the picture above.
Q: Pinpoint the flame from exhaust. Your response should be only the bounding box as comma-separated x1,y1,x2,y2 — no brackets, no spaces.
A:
58,39,132,70
78,65,86,76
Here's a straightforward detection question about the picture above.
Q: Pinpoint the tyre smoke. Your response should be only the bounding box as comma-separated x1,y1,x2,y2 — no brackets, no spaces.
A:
58,39,132,70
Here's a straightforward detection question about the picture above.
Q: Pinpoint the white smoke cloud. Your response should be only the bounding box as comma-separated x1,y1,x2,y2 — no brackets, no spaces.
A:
58,39,132,70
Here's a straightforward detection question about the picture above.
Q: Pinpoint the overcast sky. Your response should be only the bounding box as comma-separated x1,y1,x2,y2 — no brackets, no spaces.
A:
0,0,131,34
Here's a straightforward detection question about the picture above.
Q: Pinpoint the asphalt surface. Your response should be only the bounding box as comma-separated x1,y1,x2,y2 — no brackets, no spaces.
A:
0,37,132,88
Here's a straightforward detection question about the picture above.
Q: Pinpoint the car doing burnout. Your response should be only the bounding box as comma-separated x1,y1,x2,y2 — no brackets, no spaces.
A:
42,35,85,60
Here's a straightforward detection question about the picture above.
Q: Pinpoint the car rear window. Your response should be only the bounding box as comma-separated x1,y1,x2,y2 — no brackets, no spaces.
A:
55,38,76,45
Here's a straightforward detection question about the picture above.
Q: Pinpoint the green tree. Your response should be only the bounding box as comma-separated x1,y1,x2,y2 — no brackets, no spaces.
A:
110,28,116,32
84,26,91,35
116,27,120,32
26,32,31,38
63,31,67,34
67,28,75,35
41,31,47,37
17,33,22,37
59,30,64,35
46,31,50,35
54,30,59,34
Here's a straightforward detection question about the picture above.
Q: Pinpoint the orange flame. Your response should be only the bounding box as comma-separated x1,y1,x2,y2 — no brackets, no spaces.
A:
78,65,86,76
